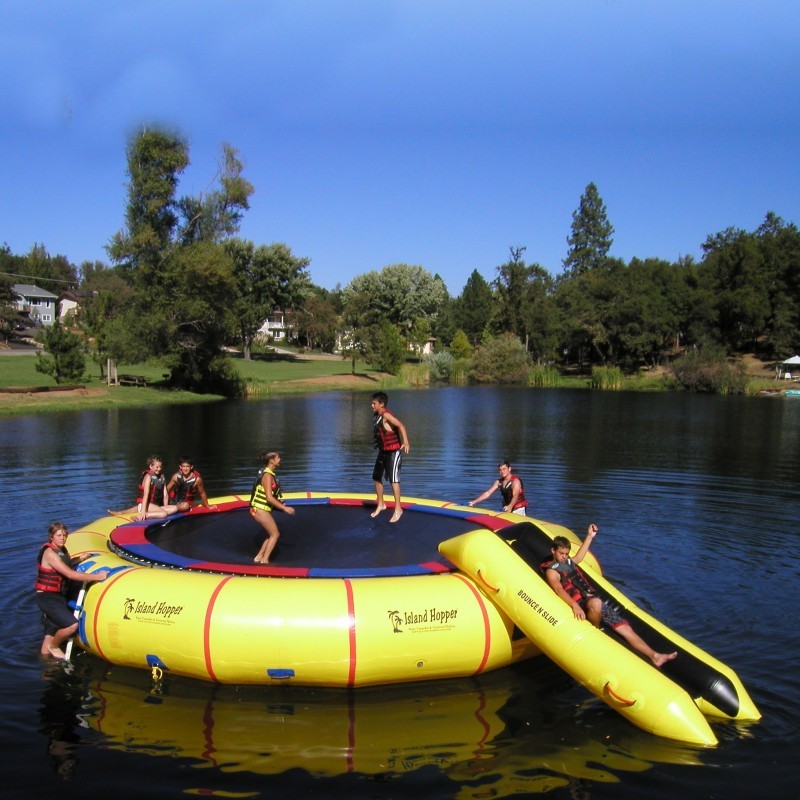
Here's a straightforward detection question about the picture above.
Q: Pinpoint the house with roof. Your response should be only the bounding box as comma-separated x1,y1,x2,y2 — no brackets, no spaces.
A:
11,284,59,326
257,308,290,341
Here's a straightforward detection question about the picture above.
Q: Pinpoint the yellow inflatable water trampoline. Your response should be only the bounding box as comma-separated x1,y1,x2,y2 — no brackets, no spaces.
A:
64,492,759,745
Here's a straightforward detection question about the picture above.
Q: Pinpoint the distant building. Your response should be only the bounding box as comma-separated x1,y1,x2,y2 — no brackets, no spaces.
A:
11,283,59,326
257,308,290,341
58,290,80,322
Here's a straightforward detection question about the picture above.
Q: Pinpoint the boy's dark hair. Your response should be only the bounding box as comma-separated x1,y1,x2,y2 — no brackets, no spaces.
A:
372,391,389,406
551,535,571,551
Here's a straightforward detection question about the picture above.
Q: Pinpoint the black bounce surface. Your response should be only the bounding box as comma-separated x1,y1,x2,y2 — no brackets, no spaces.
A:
145,504,480,570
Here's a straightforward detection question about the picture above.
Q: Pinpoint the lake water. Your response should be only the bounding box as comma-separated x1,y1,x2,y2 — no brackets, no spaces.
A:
1,386,798,799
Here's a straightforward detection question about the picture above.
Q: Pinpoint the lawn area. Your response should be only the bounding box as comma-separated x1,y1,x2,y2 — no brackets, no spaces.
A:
0,352,384,416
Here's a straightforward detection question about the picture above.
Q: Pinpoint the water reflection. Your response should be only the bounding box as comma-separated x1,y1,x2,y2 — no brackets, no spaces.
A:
35,656,708,795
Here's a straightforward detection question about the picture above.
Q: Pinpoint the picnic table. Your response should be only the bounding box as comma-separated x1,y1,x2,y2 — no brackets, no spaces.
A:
117,374,148,387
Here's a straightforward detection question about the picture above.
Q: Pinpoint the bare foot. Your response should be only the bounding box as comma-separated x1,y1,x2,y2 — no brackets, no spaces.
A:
390,509,403,523
108,510,133,520
370,504,386,518
49,647,67,661
652,651,678,667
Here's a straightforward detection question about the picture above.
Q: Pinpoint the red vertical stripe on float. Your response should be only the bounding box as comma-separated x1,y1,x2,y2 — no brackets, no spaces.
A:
344,579,357,687
204,576,233,681
453,573,492,675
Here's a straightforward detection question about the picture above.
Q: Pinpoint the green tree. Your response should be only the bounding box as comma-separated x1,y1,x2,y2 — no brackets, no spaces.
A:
342,264,448,333
449,328,474,359
107,127,190,282
603,258,690,370
340,288,381,374
491,247,532,344
178,144,254,245
35,320,86,384
290,287,340,351
469,332,531,384
107,127,254,393
408,317,432,357
77,266,132,378
453,269,493,345
698,227,769,352
554,264,621,366
755,213,800,357
523,263,560,364
364,319,407,374
17,244,78,292
563,182,614,275
224,240,311,359
0,270,17,339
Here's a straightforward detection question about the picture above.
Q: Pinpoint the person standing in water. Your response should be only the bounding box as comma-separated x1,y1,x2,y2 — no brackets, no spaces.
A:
35,522,108,661
250,450,294,564
467,460,528,515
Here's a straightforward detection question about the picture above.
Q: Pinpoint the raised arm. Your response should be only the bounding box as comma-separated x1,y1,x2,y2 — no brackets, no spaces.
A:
572,523,598,564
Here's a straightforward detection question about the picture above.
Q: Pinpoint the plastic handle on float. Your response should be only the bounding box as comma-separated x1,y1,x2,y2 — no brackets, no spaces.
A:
604,682,637,707
476,569,499,593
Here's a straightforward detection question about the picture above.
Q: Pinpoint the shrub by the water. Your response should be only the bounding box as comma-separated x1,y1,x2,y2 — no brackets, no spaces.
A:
527,364,561,388
424,351,454,381
400,362,429,386
591,366,624,390
669,350,749,395
469,333,531,384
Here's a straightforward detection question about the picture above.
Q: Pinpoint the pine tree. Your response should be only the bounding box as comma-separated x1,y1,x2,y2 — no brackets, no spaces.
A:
563,182,614,275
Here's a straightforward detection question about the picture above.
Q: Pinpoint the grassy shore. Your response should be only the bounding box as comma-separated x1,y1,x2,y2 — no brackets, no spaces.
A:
0,348,786,418
0,351,389,417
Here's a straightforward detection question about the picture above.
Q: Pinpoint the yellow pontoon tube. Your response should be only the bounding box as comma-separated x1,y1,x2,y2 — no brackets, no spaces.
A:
439,521,760,746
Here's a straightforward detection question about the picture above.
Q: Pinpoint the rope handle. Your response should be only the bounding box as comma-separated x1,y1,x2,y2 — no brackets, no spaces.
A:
475,569,499,593
604,682,636,706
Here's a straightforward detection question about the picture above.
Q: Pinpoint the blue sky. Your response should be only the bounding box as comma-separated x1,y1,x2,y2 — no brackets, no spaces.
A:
2,1,798,295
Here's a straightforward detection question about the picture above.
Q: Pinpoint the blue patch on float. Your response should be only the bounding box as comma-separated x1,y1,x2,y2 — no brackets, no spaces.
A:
267,668,295,679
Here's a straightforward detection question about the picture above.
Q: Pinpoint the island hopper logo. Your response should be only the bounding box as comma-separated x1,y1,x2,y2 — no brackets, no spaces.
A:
123,597,184,624
387,606,458,634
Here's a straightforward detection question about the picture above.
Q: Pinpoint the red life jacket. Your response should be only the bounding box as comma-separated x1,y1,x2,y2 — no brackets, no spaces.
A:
34,542,70,593
171,470,200,503
374,409,402,451
500,474,527,510
540,557,596,603
138,469,166,505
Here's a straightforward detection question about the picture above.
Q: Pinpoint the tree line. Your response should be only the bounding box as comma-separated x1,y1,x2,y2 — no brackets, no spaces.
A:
3,127,799,393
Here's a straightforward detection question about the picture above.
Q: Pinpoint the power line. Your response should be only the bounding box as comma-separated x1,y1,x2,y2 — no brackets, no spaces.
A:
0,270,76,287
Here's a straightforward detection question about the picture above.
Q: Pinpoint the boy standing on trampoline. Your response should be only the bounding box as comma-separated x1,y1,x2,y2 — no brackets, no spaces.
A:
370,392,410,523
